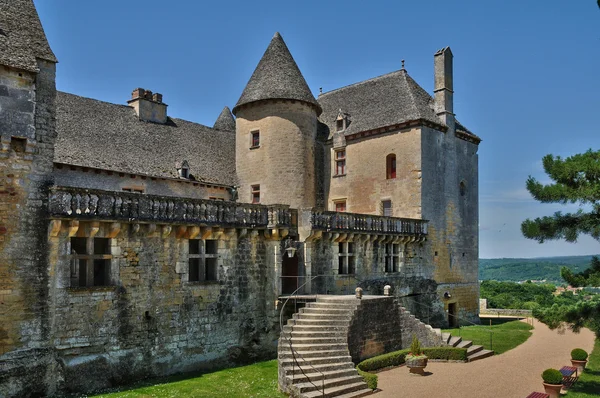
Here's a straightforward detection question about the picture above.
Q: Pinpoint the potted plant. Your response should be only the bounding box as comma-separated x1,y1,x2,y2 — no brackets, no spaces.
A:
405,335,428,375
570,348,588,373
541,368,563,398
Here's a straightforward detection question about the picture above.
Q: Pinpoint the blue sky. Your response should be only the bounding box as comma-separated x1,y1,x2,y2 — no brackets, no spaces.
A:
34,1,600,259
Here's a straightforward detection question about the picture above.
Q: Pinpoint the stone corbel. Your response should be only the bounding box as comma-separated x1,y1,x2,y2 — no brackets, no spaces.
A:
238,228,248,239
88,221,100,238
188,226,200,239
224,228,236,240
329,232,340,242
106,222,121,238
147,223,157,237
161,225,172,239
250,229,259,238
212,228,224,240
305,230,323,242
67,220,79,237
280,229,289,239
49,220,62,237
176,225,188,239
132,223,141,235
264,229,279,240
334,233,347,243
201,227,213,240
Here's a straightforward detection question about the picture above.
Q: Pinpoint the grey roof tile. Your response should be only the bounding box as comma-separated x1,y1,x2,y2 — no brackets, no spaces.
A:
233,32,321,115
317,69,443,138
213,106,236,131
55,92,236,186
0,0,57,72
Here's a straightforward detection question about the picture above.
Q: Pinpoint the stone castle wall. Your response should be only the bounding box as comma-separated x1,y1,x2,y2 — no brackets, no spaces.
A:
0,60,58,397
235,100,317,209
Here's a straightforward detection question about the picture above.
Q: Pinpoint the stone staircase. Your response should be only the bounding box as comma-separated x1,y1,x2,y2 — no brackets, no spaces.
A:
279,297,372,398
439,331,495,362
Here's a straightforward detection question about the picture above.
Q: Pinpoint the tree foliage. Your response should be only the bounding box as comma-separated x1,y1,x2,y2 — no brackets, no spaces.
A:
521,150,600,243
560,256,600,287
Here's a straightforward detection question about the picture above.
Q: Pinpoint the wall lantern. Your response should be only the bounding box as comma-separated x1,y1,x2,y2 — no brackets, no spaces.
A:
443,291,452,299
284,238,296,258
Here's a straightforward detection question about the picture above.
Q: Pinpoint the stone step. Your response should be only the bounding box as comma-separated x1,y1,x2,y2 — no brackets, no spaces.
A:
296,375,365,393
301,307,355,315
307,302,360,309
279,349,349,359
283,330,347,339
468,349,494,362
448,336,462,347
441,332,451,344
456,339,473,349
294,313,352,320
286,336,347,345
283,325,348,333
432,328,442,336
301,382,371,398
291,319,351,326
279,355,352,367
282,361,354,375
467,345,484,356
316,297,360,303
287,368,359,384
279,343,348,352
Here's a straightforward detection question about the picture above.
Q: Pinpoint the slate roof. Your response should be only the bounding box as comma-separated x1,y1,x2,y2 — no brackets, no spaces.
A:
317,69,443,138
54,92,236,186
233,32,321,115
455,119,481,142
0,0,57,72
213,106,236,131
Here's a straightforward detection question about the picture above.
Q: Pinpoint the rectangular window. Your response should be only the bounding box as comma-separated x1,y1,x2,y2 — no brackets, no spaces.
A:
188,239,218,282
251,184,260,204
336,119,344,132
338,242,355,275
69,237,112,287
335,200,346,212
335,150,346,176
251,131,260,148
382,200,392,217
384,243,400,273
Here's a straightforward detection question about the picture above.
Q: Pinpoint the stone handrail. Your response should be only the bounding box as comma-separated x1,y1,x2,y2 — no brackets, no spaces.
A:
49,186,296,230
311,211,427,236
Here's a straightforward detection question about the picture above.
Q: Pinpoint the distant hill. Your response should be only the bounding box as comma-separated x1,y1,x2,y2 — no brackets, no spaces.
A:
479,255,599,283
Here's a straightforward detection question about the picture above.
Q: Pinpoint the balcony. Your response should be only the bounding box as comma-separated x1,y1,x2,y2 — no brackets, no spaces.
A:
310,210,427,237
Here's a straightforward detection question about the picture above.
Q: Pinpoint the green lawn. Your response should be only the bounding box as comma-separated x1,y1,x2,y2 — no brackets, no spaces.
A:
568,338,600,398
90,360,285,398
442,318,533,355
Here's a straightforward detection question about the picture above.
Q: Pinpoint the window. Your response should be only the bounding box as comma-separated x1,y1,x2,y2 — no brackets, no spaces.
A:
188,239,218,282
69,237,112,287
382,200,392,217
335,200,346,212
336,119,344,132
338,242,355,275
250,131,260,148
335,150,346,176
384,243,400,273
386,154,396,179
251,184,260,204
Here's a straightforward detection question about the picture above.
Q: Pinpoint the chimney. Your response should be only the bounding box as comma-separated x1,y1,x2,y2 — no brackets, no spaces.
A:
127,88,168,124
433,47,454,129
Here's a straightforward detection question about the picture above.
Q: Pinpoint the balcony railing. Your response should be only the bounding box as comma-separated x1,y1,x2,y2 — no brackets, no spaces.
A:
49,186,297,230
311,211,427,236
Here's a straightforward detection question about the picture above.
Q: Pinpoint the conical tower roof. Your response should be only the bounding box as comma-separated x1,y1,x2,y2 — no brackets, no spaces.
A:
233,32,321,115
213,106,236,131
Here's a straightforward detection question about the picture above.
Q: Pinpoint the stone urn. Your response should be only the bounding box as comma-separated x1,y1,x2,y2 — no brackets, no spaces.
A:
570,359,587,374
542,382,562,398
406,356,428,375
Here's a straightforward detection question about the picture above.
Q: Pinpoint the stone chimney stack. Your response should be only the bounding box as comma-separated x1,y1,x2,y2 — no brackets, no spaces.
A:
434,47,454,129
127,88,168,124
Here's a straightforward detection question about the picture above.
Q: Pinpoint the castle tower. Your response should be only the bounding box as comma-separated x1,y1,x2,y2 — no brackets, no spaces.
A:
232,32,321,209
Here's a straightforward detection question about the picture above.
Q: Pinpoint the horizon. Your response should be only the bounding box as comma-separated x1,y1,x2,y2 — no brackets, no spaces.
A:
33,0,600,258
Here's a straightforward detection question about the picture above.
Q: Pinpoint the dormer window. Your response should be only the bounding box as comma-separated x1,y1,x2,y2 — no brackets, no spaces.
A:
176,160,190,179
336,109,348,132
336,119,344,132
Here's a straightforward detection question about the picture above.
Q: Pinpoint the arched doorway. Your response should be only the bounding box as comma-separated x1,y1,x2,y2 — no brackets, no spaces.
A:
281,252,299,295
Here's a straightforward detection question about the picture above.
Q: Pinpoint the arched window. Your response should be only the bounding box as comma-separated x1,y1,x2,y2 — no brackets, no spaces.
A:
386,154,396,179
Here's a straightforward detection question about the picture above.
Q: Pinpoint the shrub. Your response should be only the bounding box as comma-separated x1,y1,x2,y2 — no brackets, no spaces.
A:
409,335,423,355
356,347,468,389
542,368,563,385
571,348,588,361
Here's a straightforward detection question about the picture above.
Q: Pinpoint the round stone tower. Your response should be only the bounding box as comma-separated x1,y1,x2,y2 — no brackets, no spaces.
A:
232,32,321,209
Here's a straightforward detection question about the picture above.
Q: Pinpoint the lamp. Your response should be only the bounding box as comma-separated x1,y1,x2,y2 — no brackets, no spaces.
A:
444,291,452,299
284,238,296,258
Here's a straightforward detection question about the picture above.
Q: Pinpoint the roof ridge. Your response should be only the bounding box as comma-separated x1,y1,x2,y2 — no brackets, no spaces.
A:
399,71,421,120
318,69,404,97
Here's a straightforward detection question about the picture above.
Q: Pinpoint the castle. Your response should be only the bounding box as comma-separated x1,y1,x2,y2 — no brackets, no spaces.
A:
0,1,480,396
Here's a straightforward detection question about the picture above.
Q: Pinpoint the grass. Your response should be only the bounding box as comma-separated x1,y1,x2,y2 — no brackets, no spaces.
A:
89,360,285,398
442,318,534,355
568,338,600,398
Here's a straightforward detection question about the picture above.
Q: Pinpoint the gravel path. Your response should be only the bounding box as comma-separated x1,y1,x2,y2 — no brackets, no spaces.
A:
375,319,595,398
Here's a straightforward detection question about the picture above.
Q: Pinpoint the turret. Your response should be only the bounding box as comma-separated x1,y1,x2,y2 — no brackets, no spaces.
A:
233,32,320,208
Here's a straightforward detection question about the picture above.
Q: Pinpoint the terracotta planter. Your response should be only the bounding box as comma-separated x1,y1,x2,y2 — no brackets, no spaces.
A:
542,382,562,398
406,357,428,375
571,359,587,374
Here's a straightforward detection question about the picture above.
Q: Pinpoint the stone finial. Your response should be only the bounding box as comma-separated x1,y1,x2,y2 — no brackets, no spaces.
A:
384,285,392,296
355,287,363,300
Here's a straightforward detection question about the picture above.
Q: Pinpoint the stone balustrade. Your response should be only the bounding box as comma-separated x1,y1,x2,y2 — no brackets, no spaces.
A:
311,211,427,236
49,186,296,230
